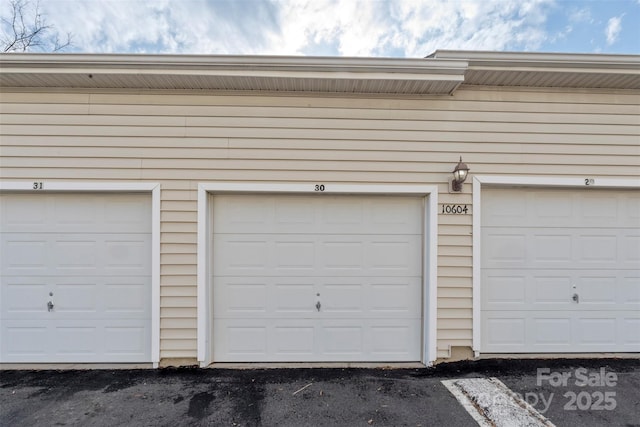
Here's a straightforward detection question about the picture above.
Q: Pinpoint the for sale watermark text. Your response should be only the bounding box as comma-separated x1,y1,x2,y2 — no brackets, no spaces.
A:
537,367,617,387
531,367,618,412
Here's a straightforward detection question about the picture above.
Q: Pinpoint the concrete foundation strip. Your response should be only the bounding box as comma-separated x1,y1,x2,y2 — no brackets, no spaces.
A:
441,377,555,427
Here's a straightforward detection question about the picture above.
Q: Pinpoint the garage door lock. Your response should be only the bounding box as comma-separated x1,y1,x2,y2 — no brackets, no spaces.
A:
47,301,54,312
572,293,579,304
316,301,321,312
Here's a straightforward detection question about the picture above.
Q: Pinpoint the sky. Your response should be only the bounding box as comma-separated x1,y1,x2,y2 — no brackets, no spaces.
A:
3,0,640,56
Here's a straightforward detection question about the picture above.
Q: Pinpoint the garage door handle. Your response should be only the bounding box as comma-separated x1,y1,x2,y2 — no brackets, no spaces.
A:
47,301,54,312
316,301,321,312
572,293,579,303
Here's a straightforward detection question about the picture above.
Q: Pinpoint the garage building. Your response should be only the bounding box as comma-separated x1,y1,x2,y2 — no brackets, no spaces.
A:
0,51,638,367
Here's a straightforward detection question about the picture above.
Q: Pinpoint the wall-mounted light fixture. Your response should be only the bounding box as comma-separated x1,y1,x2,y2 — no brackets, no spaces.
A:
450,156,470,193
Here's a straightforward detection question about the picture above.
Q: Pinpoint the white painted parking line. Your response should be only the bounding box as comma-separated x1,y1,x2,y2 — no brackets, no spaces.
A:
442,378,555,427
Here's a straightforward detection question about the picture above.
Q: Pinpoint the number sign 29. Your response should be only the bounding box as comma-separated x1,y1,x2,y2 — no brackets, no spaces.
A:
441,204,469,214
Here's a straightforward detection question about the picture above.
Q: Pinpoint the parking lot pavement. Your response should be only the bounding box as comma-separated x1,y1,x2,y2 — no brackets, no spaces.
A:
496,359,640,427
1,359,638,427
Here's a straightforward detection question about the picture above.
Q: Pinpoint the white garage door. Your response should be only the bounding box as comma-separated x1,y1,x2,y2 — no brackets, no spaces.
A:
0,193,152,363
211,194,424,362
481,188,640,353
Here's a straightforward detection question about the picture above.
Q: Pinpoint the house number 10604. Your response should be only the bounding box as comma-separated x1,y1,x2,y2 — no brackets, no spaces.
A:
442,204,469,214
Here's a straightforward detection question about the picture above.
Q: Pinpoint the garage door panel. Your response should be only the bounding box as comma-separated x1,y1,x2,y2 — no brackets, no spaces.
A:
368,238,421,272
483,229,635,270
483,269,636,311
211,194,424,362
368,278,422,315
213,277,312,317
2,234,151,276
482,311,640,352
321,324,363,355
482,188,640,228
368,319,422,358
103,321,150,357
213,318,421,362
274,325,316,355
213,319,270,358
51,323,149,362
214,276,421,319
1,238,48,273
481,188,640,353
0,193,152,363
622,277,640,304
482,273,527,306
482,270,574,309
622,319,640,345
54,234,150,276
213,194,422,235
55,325,99,356
483,311,640,352
2,276,150,320
624,235,640,263
104,281,150,315
577,318,616,345
483,316,527,348
1,280,47,314
1,321,50,358
1,319,150,362
482,233,527,266
532,276,573,305
580,277,617,304
0,194,151,233
213,234,421,277
0,196,48,228
531,318,571,345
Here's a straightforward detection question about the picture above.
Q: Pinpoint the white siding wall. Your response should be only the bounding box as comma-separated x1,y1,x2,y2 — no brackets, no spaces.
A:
1,87,639,361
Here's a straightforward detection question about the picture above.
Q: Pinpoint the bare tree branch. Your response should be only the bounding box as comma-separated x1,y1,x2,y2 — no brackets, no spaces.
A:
1,0,72,52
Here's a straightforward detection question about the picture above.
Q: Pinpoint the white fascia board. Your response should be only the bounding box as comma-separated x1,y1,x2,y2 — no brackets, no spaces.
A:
471,177,483,354
2,67,465,84
425,190,438,366
0,54,468,84
0,53,468,73
0,181,159,191
151,184,161,365
431,50,640,68
197,185,209,366
474,175,640,188
199,182,437,195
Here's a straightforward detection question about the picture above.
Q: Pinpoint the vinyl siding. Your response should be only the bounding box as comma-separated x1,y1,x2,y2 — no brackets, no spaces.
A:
1,87,638,361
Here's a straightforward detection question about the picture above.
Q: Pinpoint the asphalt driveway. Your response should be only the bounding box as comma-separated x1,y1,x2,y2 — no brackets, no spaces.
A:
1,359,638,427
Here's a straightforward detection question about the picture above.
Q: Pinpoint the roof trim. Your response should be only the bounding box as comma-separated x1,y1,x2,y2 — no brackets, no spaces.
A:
1,51,639,93
430,50,640,90
430,50,640,66
0,53,467,95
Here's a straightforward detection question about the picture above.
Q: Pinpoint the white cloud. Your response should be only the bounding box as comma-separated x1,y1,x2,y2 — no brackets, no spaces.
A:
568,7,592,23
605,14,624,45
31,0,617,56
40,0,283,54
270,0,556,57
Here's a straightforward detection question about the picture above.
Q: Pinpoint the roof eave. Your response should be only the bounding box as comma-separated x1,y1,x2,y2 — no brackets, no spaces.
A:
0,53,468,95
1,51,639,93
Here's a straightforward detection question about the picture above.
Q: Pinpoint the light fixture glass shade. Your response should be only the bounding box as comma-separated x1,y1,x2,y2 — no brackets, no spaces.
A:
451,156,470,192
453,168,468,182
